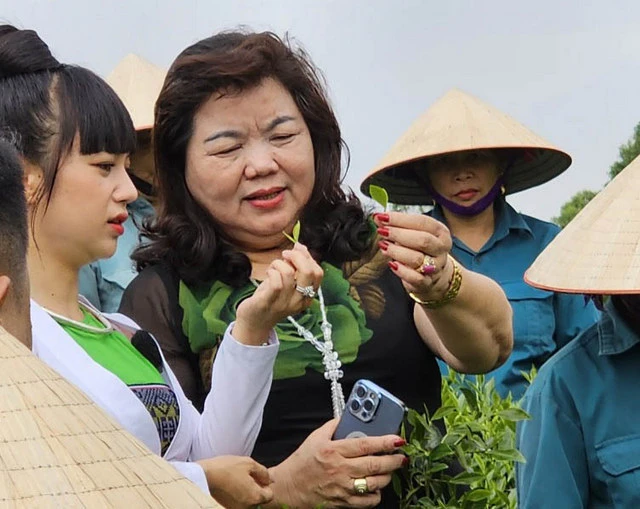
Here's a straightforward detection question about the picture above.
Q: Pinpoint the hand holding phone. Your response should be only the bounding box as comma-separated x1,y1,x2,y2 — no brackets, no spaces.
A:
333,379,407,440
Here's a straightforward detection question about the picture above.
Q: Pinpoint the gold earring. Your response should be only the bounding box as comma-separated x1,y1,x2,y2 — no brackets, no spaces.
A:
500,185,506,196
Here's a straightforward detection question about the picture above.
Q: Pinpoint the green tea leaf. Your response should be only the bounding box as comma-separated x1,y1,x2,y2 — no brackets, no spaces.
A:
369,184,389,210
431,405,457,421
464,488,491,502
392,472,403,498
487,449,526,463
449,472,486,485
498,408,531,422
282,220,301,243
292,220,301,242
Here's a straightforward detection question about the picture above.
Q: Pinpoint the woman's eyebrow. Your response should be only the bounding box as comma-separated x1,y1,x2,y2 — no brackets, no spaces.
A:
264,115,296,132
203,129,242,143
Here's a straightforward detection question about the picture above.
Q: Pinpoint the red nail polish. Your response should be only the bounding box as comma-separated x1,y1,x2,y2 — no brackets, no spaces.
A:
388,261,399,271
374,212,390,223
378,240,389,251
394,439,406,447
402,456,409,466
378,227,390,237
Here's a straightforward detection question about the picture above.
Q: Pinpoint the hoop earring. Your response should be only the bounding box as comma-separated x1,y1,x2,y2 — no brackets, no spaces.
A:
500,185,506,196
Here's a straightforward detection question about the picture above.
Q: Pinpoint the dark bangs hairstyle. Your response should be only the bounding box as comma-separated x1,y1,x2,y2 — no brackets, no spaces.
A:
135,30,372,287
0,25,136,224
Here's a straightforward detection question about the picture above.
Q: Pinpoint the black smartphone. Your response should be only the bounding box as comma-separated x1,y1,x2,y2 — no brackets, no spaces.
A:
333,379,407,440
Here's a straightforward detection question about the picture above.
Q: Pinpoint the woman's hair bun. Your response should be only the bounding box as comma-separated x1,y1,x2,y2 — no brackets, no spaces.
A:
0,25,60,79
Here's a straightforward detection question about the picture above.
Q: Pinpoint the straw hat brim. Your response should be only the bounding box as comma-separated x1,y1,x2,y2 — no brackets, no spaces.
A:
525,154,640,295
0,327,220,507
362,147,571,205
360,89,571,205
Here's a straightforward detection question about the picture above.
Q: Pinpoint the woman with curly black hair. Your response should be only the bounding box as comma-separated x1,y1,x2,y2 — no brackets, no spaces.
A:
121,30,513,508
0,23,316,508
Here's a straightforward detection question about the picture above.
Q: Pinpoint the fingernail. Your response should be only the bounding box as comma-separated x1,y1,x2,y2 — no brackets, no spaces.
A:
374,212,390,223
378,227,390,237
402,456,409,466
388,261,399,271
378,240,389,251
394,439,406,447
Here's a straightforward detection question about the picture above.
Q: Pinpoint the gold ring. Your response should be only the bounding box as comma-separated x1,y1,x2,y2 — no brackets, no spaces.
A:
416,254,437,275
353,477,369,495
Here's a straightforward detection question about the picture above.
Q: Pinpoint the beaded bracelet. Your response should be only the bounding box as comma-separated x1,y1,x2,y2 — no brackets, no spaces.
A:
409,254,463,309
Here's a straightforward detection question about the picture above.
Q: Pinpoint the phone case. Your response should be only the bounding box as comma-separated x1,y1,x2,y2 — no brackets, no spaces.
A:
333,379,407,440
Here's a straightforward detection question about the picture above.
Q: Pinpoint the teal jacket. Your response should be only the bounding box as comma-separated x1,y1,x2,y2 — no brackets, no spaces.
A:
517,300,640,508
431,200,599,398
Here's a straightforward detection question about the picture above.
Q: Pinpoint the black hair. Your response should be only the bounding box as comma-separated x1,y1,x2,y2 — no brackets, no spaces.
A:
0,25,136,220
0,137,28,299
134,30,372,286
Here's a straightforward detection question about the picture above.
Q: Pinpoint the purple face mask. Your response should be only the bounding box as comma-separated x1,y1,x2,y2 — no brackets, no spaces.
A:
429,177,505,217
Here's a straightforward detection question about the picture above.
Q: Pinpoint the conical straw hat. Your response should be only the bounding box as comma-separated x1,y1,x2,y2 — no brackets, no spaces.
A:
106,54,166,132
525,155,640,294
360,89,571,205
0,326,221,508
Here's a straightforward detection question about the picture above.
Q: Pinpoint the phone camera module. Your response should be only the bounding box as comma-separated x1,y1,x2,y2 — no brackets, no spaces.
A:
363,399,375,412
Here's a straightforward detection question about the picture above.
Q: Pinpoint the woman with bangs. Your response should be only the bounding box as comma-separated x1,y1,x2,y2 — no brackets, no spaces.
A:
0,25,317,508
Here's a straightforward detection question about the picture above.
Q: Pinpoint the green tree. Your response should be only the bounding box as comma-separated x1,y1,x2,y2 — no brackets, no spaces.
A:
609,121,640,179
551,189,598,228
553,120,640,228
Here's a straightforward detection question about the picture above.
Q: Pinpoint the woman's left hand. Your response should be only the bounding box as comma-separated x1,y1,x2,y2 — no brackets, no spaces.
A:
373,212,453,302
234,242,324,345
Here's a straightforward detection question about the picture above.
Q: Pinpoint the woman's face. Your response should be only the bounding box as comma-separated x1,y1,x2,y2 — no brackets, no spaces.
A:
427,150,501,207
29,139,138,268
184,78,315,251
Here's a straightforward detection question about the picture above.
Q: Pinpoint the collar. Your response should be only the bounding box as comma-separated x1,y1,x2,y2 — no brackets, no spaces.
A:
431,199,533,253
598,299,640,356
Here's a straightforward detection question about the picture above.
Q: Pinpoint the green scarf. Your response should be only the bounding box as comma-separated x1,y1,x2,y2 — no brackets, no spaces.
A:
179,262,373,380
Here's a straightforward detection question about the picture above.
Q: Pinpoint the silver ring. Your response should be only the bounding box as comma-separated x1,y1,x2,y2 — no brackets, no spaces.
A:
295,284,316,298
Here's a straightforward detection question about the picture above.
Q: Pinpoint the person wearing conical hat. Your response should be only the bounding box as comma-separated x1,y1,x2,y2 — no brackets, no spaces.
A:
516,155,640,508
79,53,162,313
362,89,599,398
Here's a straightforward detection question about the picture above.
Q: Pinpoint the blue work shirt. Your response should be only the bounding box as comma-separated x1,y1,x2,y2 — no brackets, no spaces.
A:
517,300,640,508
79,197,155,313
431,200,598,398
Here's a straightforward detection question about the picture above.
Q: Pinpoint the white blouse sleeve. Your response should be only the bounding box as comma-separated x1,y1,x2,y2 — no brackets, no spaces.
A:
188,322,278,459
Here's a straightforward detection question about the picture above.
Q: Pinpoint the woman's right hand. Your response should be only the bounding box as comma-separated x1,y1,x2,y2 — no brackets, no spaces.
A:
266,419,407,508
234,243,324,345
196,455,273,508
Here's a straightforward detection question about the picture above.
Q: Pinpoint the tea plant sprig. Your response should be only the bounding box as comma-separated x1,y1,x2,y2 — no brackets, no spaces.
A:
283,220,301,244
369,184,389,211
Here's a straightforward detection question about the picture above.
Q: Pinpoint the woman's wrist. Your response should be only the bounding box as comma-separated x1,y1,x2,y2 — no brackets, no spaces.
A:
231,317,273,346
262,465,298,508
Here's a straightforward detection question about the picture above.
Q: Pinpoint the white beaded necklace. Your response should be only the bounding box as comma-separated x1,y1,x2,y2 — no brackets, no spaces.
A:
43,301,113,334
250,280,346,418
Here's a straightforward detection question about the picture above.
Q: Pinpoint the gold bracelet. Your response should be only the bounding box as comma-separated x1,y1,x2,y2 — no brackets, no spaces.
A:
409,254,462,309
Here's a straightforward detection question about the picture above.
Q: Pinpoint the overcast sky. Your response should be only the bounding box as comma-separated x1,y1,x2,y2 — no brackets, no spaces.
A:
3,0,639,221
